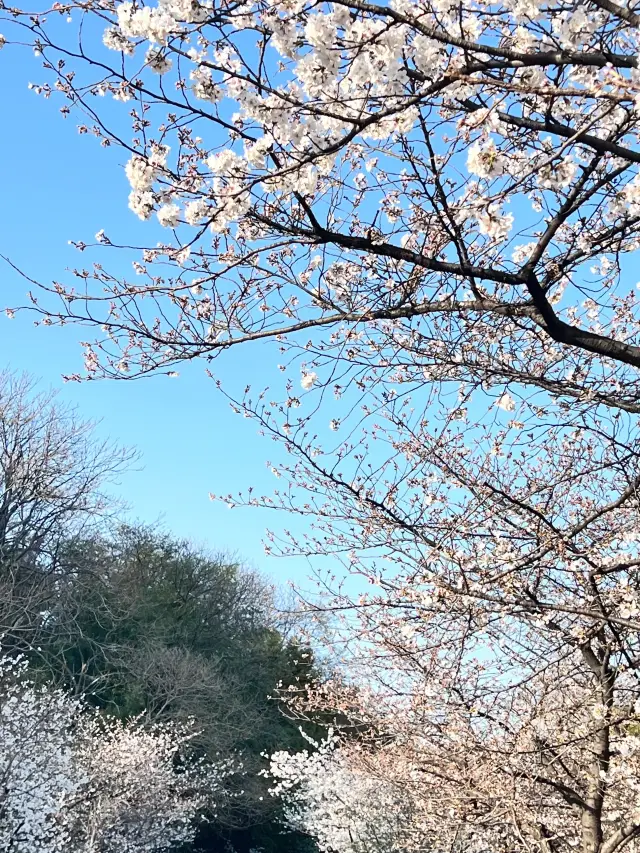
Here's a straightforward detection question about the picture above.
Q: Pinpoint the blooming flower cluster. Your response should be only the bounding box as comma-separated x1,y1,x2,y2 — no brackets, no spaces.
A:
0,654,224,853
270,735,416,853
18,0,640,370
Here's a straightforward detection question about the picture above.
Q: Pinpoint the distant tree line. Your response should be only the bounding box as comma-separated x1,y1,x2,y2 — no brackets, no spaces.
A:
0,370,320,853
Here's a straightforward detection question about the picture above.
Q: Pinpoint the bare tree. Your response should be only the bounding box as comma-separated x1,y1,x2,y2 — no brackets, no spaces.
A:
0,371,133,649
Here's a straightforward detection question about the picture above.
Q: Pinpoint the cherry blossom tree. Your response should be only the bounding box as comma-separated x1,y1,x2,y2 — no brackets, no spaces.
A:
255,408,640,853
0,653,224,852
63,713,226,853
0,654,80,853
269,675,640,853
2,0,640,404
269,731,420,853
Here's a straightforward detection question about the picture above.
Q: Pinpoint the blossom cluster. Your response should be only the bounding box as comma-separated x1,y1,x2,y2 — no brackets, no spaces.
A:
0,655,223,853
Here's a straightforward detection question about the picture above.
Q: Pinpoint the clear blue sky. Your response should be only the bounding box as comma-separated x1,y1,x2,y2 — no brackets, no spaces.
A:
0,42,309,583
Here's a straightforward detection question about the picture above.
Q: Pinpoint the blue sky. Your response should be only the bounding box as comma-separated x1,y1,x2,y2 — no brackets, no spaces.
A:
0,42,310,584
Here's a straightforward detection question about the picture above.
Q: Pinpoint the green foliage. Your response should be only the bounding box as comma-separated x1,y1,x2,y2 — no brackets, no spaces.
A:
37,524,321,852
